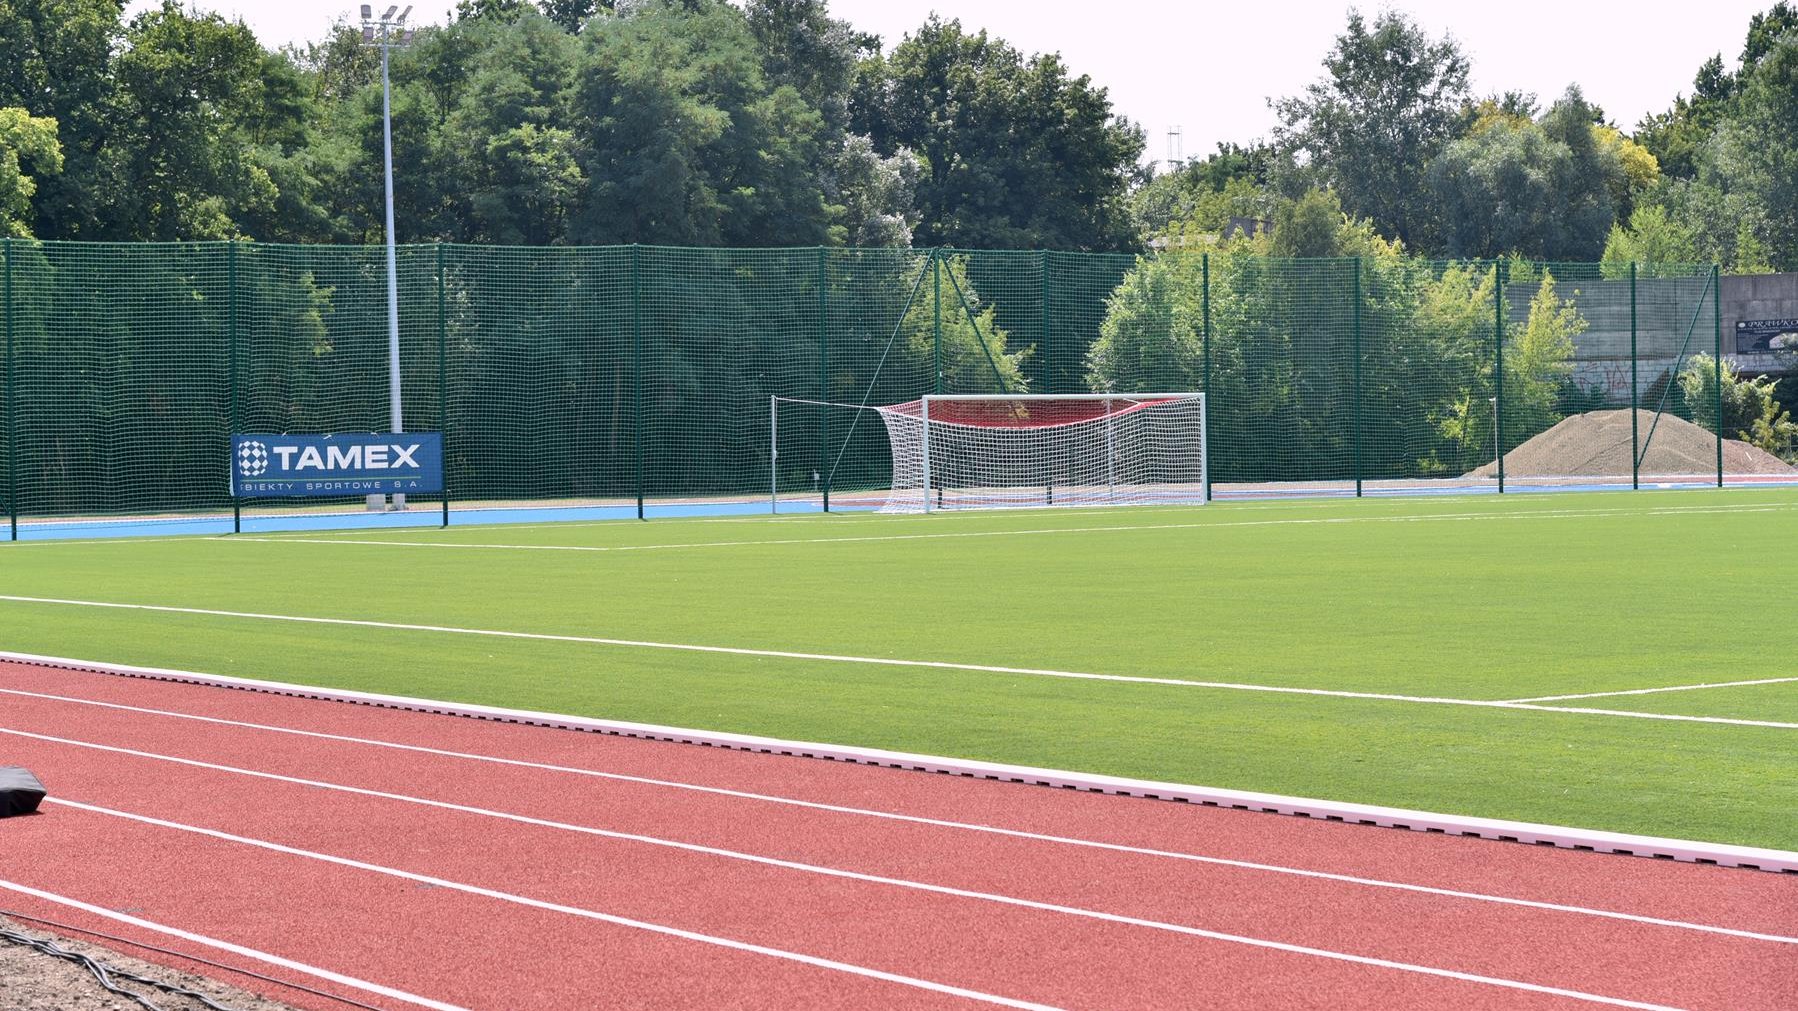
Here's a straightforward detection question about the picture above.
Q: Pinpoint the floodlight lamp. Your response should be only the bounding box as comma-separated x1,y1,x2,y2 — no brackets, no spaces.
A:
383,6,398,20
399,5,412,23
361,25,374,41
402,28,417,43
360,4,372,18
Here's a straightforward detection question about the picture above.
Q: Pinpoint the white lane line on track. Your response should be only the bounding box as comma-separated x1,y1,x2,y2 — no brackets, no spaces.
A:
31,800,1064,1011
223,501,1798,553
3,685,1790,946
1508,677,1798,703
39,797,1690,1011
0,879,469,1011
3,594,1794,730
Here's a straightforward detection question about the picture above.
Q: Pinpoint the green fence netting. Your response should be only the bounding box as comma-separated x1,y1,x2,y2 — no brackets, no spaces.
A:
0,239,1741,537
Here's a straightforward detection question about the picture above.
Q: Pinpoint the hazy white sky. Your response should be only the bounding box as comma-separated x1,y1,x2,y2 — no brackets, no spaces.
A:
135,0,1774,163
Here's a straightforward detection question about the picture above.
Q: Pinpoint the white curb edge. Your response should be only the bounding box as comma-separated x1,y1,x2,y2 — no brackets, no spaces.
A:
5,650,1793,874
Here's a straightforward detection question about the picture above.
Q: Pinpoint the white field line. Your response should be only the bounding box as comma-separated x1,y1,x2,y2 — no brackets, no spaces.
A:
1508,677,1798,704
6,498,1795,551
223,502,1798,554
3,685,1789,947
38,795,1689,1011
32,799,1063,1011
0,879,470,1011
2,594,1795,730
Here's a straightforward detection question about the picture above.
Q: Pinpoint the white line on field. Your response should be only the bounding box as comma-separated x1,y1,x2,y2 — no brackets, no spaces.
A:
38,795,1691,1010
1,594,1793,729
33,798,1063,1011
215,502,1798,553
4,685,1789,946
7,498,1794,550
1507,678,1798,703
0,879,470,1011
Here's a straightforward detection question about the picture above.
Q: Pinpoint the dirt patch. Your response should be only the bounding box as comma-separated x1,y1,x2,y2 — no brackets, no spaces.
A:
0,914,306,1011
1465,408,1797,479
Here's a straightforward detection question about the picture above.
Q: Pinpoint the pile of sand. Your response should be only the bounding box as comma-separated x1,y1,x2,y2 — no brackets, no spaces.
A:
1466,408,1797,479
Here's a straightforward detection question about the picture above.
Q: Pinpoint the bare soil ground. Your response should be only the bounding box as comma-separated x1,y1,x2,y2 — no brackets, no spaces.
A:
1466,408,1797,478
0,915,304,1011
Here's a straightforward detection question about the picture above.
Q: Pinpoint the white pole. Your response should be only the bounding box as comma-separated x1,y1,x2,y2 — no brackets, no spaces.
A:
1199,392,1211,504
382,36,402,436
1103,397,1117,502
378,30,405,510
769,396,778,514
921,397,932,514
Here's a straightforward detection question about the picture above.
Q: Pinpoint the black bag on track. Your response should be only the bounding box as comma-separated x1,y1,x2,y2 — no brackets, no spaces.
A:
0,766,45,817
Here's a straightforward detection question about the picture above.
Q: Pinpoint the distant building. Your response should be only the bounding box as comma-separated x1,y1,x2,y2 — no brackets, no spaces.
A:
1222,216,1273,241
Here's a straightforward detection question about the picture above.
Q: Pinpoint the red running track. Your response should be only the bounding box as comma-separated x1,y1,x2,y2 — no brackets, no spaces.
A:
0,661,1794,1010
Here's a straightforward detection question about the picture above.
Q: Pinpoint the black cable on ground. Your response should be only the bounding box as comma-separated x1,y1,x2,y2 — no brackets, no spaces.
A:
1,924,239,1011
0,910,386,1011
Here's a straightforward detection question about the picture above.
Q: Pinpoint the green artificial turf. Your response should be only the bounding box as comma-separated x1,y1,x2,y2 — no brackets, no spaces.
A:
2,488,1794,849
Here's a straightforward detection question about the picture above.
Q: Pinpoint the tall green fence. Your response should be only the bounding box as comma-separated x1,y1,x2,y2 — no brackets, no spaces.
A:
0,239,1745,538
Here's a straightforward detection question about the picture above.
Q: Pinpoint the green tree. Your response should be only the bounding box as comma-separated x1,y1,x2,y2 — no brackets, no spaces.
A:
446,14,584,244
1680,353,1798,458
852,16,1144,250
568,0,833,246
1429,88,1621,260
1272,8,1470,248
1505,273,1584,441
0,108,63,236
0,0,122,238
904,255,1030,392
1600,205,1699,276
1707,32,1798,267
101,3,318,240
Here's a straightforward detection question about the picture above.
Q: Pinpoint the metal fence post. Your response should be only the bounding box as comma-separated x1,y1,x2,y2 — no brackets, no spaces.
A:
817,246,830,512
1629,261,1639,490
1039,249,1052,391
632,243,645,520
1494,261,1507,494
1352,257,1363,498
932,249,943,395
438,242,450,527
3,237,14,541
228,240,241,534
1714,264,1723,488
1201,252,1212,502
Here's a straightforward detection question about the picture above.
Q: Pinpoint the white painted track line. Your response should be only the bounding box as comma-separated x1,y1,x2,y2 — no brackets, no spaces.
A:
14,724,1792,949
35,798,1693,1011
5,653,1794,872
0,879,471,1011
4,684,1786,941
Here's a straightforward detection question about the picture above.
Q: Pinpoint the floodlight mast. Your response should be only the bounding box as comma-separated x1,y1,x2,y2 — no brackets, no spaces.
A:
360,3,416,509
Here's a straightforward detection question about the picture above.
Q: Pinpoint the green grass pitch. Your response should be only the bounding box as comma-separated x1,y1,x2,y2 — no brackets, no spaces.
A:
2,488,1793,850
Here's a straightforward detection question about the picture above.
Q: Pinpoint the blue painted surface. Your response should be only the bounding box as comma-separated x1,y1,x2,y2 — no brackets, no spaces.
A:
10,498,829,541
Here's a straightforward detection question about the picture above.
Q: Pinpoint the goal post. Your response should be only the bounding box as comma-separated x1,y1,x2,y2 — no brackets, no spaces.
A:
772,392,1208,514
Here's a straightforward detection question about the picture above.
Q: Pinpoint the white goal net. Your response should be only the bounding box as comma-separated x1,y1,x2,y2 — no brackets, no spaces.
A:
872,393,1208,513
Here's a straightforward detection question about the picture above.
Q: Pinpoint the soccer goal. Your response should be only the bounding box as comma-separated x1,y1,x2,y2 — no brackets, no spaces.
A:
771,393,1208,514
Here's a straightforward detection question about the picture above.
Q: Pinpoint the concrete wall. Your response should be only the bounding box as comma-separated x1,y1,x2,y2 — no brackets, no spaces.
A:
1722,272,1798,375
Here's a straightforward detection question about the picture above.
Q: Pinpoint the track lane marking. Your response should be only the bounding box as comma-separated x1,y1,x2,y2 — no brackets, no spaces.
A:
1508,677,1798,703
0,879,470,1011
38,795,1691,1011
2,594,1794,729
26,800,1063,1011
1,685,1789,945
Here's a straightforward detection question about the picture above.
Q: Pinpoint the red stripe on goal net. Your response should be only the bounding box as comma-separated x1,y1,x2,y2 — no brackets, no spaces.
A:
881,398,1176,429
